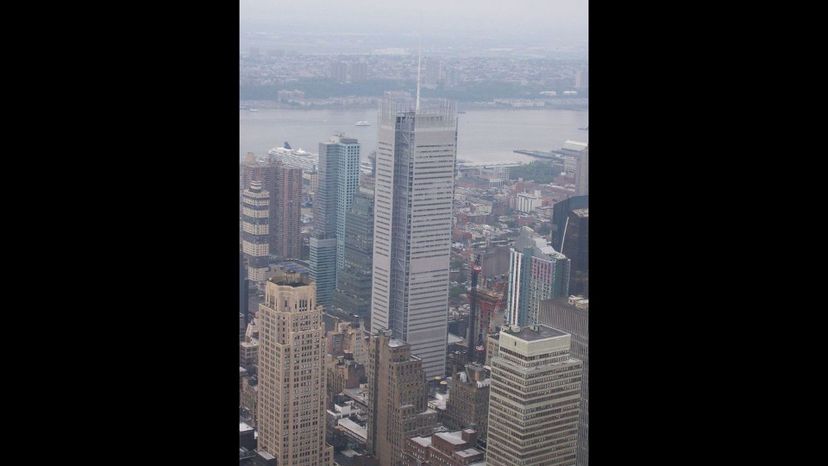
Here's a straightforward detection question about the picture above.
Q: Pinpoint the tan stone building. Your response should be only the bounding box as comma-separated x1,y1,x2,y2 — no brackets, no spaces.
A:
367,331,439,466
256,272,334,466
444,364,490,439
486,325,582,466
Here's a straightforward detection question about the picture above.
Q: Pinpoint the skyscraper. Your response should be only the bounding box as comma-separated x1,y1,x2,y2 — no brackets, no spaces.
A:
550,195,588,252
271,163,303,259
256,271,334,466
558,141,588,197
367,330,439,466
506,227,571,327
486,325,583,466
538,297,589,466
240,250,249,332
310,237,337,309
561,209,588,297
575,147,588,196
312,134,360,310
241,154,303,259
370,97,458,379
333,187,374,319
334,136,361,273
242,180,270,283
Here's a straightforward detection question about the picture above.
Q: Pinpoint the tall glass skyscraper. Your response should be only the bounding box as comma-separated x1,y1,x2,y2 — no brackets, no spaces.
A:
370,97,458,379
333,187,374,319
311,134,360,309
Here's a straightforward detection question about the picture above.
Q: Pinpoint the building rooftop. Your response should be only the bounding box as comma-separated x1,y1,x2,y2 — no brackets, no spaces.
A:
504,324,567,341
571,208,589,218
455,448,483,458
412,436,433,447
337,418,367,441
561,140,588,152
240,422,253,432
435,431,466,445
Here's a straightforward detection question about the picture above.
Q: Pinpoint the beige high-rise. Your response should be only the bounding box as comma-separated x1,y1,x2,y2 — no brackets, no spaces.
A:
256,272,334,466
367,331,438,466
486,325,583,466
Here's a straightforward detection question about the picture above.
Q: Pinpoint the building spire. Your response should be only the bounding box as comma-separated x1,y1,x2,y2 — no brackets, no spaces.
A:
415,38,422,113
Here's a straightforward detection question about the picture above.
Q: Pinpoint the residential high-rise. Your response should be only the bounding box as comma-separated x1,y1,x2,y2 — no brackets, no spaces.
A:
334,136,361,273
350,61,368,82
256,271,334,466
370,97,458,379
561,209,588,297
333,187,374,319
486,325,583,466
506,227,571,327
313,134,360,309
331,61,348,82
444,363,491,441
242,180,270,283
539,297,589,466
367,331,439,466
272,163,303,259
240,154,303,259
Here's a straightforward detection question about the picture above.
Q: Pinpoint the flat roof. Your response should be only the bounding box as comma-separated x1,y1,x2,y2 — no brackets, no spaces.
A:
504,325,567,341
435,431,465,445
571,208,589,218
455,448,483,458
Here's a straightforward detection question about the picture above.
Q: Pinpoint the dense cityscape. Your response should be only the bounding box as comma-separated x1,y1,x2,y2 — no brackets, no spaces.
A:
240,3,588,466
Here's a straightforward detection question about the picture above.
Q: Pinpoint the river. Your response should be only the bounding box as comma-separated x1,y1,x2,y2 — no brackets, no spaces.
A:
240,107,588,164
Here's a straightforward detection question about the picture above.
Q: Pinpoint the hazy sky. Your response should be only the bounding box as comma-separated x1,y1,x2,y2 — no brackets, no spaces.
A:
240,0,587,42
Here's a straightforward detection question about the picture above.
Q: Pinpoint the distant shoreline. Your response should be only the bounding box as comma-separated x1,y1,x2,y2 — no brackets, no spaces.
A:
240,100,588,111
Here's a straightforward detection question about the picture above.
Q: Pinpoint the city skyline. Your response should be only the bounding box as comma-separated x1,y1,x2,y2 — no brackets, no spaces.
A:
240,2,588,464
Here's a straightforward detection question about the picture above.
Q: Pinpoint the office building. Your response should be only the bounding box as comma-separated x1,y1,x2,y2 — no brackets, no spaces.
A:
486,325,582,466
241,251,249,327
560,209,588,297
538,297,589,466
550,196,588,252
506,227,571,326
444,364,491,440
242,180,270,283
367,331,439,466
370,97,458,379
256,271,334,466
310,237,338,309
558,141,587,196
333,188,374,319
